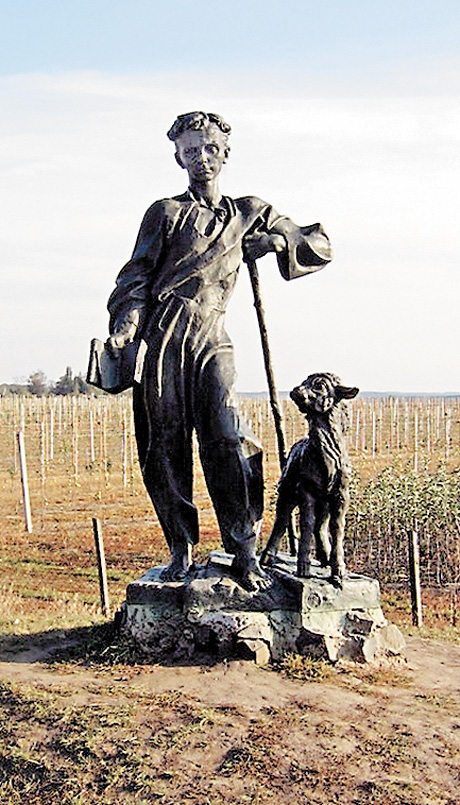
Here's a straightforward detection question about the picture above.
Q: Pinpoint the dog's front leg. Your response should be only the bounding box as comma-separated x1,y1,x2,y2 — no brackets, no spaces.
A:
314,499,331,568
297,491,315,577
329,487,349,586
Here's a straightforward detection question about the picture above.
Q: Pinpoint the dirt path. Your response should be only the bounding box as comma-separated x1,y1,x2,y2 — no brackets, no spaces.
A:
1,635,460,804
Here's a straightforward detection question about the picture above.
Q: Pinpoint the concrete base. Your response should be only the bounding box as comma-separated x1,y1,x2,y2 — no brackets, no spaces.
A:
120,551,405,664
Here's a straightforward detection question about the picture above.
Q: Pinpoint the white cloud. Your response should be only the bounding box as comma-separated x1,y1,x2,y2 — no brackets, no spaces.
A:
1,72,459,391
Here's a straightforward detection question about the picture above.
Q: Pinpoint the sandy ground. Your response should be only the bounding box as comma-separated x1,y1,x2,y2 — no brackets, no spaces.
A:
1,633,460,804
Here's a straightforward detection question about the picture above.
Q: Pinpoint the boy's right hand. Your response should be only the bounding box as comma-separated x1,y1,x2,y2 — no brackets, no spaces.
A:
106,309,140,356
106,331,135,357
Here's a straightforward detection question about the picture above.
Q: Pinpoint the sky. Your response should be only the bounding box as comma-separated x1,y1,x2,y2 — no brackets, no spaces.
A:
1,0,459,393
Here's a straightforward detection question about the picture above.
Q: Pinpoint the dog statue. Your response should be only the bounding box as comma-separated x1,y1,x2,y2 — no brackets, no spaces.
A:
261,373,359,586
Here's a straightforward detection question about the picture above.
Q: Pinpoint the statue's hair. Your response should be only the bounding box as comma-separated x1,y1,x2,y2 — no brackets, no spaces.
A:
167,111,231,142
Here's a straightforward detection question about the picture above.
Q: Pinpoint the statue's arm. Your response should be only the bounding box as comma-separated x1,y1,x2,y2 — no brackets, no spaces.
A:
107,202,166,351
243,202,333,279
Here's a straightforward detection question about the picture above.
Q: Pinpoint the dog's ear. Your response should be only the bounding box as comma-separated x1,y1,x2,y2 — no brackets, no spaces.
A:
335,385,359,401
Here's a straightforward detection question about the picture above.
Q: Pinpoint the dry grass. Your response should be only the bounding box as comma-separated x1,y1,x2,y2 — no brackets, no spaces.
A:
1,395,460,803
280,653,336,681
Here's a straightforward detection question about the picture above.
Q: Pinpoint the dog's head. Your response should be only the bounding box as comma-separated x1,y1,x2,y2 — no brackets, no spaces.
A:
290,372,359,415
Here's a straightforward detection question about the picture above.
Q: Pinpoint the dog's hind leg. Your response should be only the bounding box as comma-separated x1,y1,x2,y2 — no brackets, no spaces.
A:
260,492,295,566
261,442,303,566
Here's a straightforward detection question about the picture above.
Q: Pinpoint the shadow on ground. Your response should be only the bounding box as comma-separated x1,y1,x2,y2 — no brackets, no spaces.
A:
0,622,222,668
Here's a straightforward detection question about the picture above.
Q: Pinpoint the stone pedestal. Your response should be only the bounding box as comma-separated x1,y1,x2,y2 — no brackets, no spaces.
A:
120,551,405,664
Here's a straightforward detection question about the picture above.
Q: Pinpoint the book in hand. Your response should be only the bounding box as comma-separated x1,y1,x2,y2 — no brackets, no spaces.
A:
86,338,146,394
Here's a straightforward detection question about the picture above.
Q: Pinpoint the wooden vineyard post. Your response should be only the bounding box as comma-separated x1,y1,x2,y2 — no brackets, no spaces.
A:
129,409,136,490
122,409,128,490
49,404,54,461
371,407,376,459
102,403,109,488
426,402,431,453
408,527,423,626
445,408,451,462
72,397,79,486
17,430,33,533
92,517,110,616
354,406,360,451
89,406,95,464
40,420,46,488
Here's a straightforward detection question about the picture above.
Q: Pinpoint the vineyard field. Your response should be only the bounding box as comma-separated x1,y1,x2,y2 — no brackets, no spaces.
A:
1,393,460,623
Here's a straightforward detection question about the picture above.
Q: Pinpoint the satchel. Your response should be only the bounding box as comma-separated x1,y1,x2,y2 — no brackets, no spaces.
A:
86,338,147,394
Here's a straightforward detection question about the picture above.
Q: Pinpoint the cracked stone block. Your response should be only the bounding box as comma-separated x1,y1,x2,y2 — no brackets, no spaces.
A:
301,608,345,635
271,554,381,613
126,567,184,607
269,610,302,661
237,616,273,643
360,624,406,662
123,608,190,658
196,610,271,657
185,558,295,615
237,638,271,665
338,635,367,662
362,634,379,663
296,629,330,660
343,611,375,636
193,624,212,649
324,635,346,662
377,624,406,655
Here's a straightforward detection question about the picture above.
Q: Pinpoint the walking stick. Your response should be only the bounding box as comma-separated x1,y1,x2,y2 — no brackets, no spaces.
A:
246,258,297,556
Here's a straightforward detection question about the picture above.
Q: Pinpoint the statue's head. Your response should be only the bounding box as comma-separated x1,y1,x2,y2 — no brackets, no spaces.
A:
167,112,231,182
167,111,231,143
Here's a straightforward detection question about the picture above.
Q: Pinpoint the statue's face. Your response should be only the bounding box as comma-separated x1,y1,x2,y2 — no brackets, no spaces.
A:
175,124,228,182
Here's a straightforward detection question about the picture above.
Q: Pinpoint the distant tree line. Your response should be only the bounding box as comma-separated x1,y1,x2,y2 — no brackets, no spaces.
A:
0,367,106,396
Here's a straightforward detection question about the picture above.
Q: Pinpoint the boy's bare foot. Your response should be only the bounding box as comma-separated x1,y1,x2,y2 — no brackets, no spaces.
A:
331,569,346,588
160,553,191,581
231,555,272,593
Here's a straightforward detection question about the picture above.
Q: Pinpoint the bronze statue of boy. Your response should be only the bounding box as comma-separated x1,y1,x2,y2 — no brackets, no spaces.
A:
106,111,331,591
